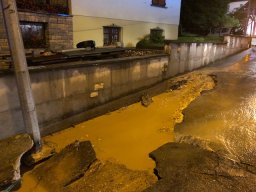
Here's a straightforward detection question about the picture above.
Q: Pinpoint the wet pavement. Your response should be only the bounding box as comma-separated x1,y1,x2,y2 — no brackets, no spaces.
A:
145,50,256,191
175,51,256,167
145,143,256,192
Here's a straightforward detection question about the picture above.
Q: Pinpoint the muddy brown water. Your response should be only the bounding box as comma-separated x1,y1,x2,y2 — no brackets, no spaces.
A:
20,72,217,191
41,73,214,173
175,52,256,166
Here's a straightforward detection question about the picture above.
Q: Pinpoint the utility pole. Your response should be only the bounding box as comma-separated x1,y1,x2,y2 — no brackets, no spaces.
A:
0,0,41,150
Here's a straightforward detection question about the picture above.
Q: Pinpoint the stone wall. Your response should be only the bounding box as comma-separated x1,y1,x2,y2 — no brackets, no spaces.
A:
0,10,73,53
0,9,8,53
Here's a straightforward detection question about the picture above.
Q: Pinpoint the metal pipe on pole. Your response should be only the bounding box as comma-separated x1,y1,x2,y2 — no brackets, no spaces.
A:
0,0,41,150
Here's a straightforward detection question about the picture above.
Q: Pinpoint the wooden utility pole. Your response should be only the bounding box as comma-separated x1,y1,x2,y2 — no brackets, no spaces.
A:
0,0,41,150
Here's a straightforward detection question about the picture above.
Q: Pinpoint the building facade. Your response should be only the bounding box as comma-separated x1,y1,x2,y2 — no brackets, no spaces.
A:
0,0,73,53
0,0,181,52
228,0,248,13
71,0,181,47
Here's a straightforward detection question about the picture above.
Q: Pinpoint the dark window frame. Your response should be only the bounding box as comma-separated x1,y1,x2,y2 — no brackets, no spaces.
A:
150,27,164,38
103,26,121,46
151,0,167,8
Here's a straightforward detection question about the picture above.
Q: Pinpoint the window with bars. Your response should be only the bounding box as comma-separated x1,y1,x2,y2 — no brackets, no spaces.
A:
20,21,46,48
103,26,121,46
151,0,166,8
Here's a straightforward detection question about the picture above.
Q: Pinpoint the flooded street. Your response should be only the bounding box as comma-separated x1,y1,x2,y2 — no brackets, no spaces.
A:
42,73,214,172
18,50,256,191
19,69,215,191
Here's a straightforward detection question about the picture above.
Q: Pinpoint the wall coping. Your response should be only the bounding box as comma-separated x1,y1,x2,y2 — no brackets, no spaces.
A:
165,41,228,45
18,11,73,18
223,35,251,38
165,35,250,45
0,54,168,77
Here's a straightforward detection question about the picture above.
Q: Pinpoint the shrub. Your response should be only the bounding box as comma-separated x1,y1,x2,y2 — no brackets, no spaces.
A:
136,34,164,49
150,30,165,43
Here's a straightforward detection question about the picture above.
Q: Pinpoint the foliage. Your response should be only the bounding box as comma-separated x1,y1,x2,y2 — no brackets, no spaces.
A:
180,0,238,35
150,29,165,43
136,33,164,49
171,35,224,43
229,3,248,35
216,15,240,28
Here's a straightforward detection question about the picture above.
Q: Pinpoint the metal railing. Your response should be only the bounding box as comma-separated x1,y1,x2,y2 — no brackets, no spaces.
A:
16,0,69,14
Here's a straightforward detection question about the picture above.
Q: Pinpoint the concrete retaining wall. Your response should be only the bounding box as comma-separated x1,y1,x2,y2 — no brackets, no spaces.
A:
0,35,251,139
164,35,250,77
0,56,169,139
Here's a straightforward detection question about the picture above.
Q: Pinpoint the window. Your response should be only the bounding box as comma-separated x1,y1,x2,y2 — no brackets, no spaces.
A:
20,22,46,49
150,27,164,42
103,26,121,46
150,27,164,38
151,0,166,7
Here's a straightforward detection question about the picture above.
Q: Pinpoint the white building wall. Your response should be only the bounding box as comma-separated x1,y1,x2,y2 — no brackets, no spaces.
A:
71,0,181,47
228,1,248,13
71,0,181,25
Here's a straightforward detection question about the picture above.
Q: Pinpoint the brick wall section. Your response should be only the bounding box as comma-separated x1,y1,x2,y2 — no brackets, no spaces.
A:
0,9,73,53
0,10,9,53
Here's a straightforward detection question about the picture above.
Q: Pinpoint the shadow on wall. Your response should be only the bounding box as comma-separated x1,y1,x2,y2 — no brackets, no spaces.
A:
0,75,25,138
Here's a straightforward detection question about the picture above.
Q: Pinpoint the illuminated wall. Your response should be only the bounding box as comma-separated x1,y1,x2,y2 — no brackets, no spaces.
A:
246,0,256,36
71,0,181,47
228,1,248,13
